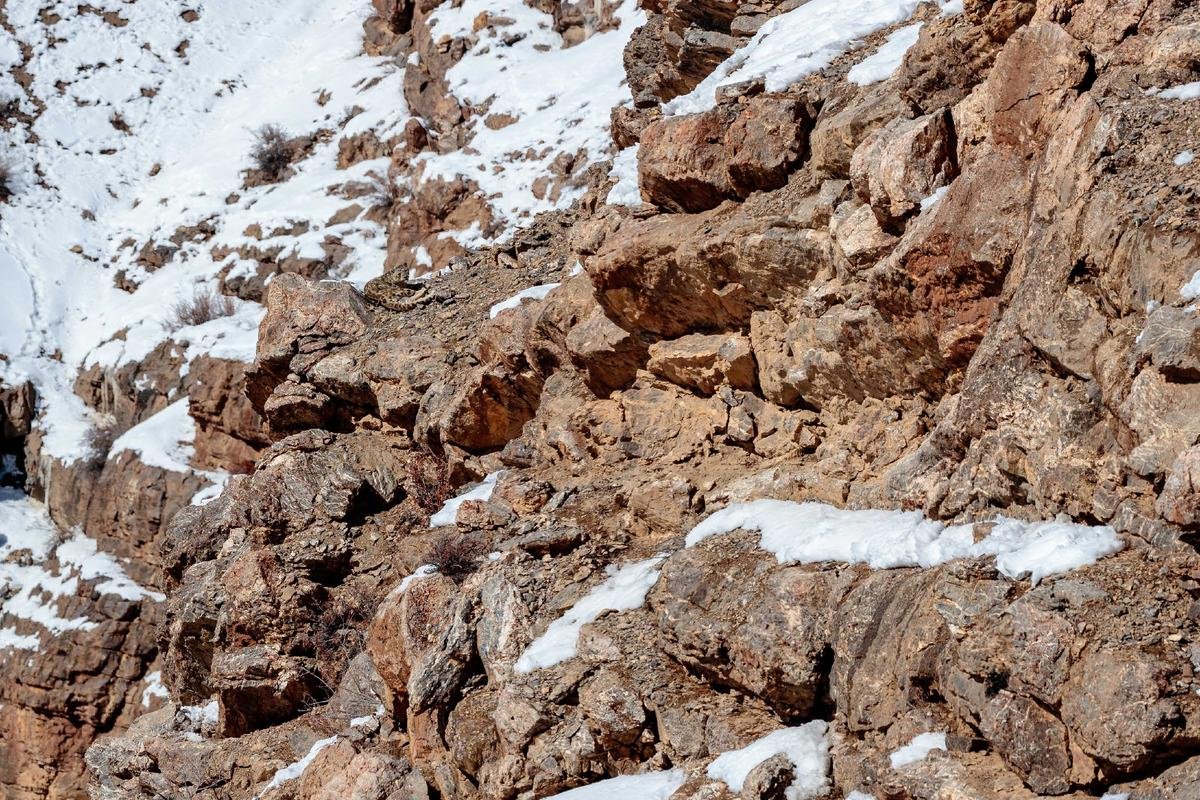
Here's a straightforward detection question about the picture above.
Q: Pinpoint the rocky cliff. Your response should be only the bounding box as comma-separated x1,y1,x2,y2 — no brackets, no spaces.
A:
1,0,1199,798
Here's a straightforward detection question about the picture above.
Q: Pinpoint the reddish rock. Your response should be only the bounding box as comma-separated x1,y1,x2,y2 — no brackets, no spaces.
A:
638,97,810,212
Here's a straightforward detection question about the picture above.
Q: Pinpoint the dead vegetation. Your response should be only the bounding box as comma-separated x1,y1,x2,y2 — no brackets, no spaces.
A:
168,286,236,329
84,415,127,469
249,123,293,182
364,170,401,212
423,533,488,579
406,453,452,514
314,590,371,684
0,156,16,203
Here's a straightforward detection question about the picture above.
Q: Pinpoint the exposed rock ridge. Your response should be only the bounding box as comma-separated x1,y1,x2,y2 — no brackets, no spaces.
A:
0,0,1198,798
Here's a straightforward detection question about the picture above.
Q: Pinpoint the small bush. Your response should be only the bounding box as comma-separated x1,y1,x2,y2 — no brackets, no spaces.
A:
249,123,292,181
84,415,124,468
314,591,370,683
0,156,16,203
364,170,400,212
406,453,451,514
169,287,235,329
424,533,488,579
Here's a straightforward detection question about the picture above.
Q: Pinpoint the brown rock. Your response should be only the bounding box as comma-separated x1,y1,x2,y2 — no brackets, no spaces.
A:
647,332,756,395
245,274,373,427
850,110,957,231
638,97,809,212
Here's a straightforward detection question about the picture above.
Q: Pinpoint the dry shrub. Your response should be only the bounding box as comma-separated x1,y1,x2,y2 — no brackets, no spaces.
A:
84,415,126,468
249,123,293,181
315,590,370,683
364,170,400,211
407,453,451,514
424,533,488,579
169,287,235,329
0,156,14,203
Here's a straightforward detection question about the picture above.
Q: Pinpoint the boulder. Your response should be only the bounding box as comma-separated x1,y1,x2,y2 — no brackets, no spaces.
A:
850,110,958,231
639,97,810,212
647,332,756,395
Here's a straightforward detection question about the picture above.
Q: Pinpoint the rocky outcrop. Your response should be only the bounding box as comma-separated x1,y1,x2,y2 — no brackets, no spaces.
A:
0,0,1195,797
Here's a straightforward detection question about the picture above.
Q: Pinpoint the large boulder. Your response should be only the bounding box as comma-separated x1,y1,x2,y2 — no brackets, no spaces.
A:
638,97,811,212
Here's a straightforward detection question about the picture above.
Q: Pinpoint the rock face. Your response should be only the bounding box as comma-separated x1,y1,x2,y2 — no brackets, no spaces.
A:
638,96,811,212
0,0,1198,798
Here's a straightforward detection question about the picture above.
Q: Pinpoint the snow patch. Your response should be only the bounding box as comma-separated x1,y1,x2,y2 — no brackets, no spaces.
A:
848,23,923,86
109,399,196,473
0,489,162,650
515,556,665,673
1182,270,1200,301
430,471,502,527
489,283,561,319
180,698,220,734
919,185,949,212
263,736,340,792
1175,150,1195,167
889,732,948,768
397,564,440,594
56,535,165,603
1,0,402,464
606,145,643,206
350,704,386,728
541,770,686,800
686,500,1123,585
142,670,170,707
666,0,921,115
707,722,830,799
0,628,40,650
1153,81,1200,100
419,0,646,241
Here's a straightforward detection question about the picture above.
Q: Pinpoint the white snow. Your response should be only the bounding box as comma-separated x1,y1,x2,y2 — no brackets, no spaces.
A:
1175,150,1195,167
429,471,502,527
606,145,643,206
848,23,923,86
846,793,877,800
515,556,666,673
1,0,403,466
179,698,220,734
706,722,830,800
919,185,950,212
666,0,921,115
56,535,165,603
263,735,340,791
0,489,162,651
0,628,40,651
109,399,196,473
397,564,440,594
349,703,386,728
1099,793,1130,800
1154,81,1200,101
889,732,948,768
686,500,1123,585
1181,270,1200,301
418,0,646,242
107,399,231,505
142,670,170,707
541,770,686,800
488,283,562,319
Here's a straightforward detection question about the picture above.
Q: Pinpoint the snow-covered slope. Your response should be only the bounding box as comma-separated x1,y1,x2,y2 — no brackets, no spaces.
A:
417,0,644,245
0,0,404,464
